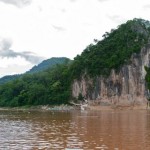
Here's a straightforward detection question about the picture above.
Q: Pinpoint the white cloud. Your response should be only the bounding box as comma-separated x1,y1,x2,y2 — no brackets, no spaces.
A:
0,56,33,77
106,15,126,24
143,4,150,9
52,25,66,31
0,38,44,64
0,0,32,8
97,0,110,2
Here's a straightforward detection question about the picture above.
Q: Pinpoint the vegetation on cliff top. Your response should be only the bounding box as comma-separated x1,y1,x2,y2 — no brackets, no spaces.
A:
0,18,150,107
70,18,150,78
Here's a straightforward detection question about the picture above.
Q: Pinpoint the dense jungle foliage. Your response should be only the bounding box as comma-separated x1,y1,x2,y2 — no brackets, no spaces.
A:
0,61,71,107
0,18,150,107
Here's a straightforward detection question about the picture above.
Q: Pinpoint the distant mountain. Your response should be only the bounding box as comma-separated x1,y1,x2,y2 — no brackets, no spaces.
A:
0,74,20,85
27,57,70,74
0,57,70,84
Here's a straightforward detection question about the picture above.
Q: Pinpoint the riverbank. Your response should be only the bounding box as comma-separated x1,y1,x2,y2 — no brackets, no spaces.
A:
0,104,75,112
88,104,147,110
0,103,148,112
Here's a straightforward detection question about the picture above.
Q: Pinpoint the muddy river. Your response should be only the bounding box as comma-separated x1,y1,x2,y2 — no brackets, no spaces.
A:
0,109,150,149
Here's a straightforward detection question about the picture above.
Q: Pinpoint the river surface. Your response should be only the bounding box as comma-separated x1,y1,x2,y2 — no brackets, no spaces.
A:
0,109,150,150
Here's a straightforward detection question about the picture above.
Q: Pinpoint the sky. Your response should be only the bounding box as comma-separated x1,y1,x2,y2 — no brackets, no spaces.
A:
0,0,150,77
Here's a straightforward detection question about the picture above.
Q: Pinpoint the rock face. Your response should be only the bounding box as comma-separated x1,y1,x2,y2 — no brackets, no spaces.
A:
72,45,150,106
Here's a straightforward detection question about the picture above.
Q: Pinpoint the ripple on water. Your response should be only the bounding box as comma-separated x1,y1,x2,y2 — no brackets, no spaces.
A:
0,110,150,149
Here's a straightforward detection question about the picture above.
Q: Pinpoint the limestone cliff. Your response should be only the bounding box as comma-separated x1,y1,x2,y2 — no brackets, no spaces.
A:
72,45,150,106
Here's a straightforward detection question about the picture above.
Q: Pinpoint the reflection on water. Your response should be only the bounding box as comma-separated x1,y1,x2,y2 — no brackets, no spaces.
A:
0,110,150,149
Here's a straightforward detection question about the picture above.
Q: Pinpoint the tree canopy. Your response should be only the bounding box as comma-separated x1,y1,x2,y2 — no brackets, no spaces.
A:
70,18,150,78
0,62,71,107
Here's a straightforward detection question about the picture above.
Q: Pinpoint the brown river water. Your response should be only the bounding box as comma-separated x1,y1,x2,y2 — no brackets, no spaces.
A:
0,109,150,150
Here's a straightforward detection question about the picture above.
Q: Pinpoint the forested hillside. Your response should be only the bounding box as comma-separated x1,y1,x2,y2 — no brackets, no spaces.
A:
0,18,150,107
0,57,70,85
0,61,71,107
27,57,70,74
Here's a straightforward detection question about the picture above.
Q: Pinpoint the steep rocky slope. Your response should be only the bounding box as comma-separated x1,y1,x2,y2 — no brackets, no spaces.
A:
72,45,150,105
71,19,150,106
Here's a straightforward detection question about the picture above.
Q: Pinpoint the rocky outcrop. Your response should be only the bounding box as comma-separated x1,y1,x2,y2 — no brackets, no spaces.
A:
72,45,150,106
